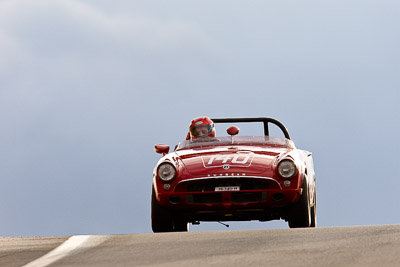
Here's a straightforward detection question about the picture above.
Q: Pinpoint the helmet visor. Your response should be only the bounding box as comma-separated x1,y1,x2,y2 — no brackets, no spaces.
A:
190,125,212,138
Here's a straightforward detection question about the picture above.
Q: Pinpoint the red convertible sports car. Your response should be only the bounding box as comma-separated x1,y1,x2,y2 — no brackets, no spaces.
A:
152,117,316,232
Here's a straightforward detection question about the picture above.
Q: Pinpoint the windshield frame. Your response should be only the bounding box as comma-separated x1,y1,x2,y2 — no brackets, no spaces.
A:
175,136,294,150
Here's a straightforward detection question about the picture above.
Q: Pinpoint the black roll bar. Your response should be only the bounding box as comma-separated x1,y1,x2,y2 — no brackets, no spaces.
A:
211,117,291,140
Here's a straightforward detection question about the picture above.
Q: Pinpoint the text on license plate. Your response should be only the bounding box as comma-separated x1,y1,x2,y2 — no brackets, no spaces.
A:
215,186,240,192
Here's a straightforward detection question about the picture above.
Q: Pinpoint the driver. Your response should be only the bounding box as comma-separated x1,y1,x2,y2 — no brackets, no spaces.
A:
188,116,216,140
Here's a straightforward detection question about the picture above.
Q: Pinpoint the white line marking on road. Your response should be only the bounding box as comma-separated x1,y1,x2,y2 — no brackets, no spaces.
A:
22,235,107,267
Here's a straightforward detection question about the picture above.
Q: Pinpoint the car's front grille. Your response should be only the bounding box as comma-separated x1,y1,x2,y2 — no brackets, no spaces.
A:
186,179,268,192
178,178,272,204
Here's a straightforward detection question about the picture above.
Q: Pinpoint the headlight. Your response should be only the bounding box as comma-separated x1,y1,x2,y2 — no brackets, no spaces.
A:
278,160,296,178
157,163,176,181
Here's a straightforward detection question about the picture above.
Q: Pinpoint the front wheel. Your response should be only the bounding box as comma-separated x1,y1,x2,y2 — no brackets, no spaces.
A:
151,187,188,233
288,180,316,228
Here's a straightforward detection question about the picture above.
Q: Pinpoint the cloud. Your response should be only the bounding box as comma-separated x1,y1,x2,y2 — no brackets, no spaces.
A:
0,0,224,137
0,0,220,65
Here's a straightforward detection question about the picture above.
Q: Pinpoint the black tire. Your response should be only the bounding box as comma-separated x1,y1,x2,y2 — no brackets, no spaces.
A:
151,187,188,233
172,216,188,232
288,180,315,228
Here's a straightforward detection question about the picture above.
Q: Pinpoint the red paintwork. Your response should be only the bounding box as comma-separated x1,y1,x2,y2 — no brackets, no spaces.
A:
153,132,316,224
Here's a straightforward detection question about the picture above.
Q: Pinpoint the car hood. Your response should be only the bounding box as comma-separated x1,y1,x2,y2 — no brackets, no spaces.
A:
175,146,289,176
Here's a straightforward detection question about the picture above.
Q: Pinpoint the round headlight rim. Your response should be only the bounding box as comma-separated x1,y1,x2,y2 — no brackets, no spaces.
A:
157,162,176,182
278,159,297,179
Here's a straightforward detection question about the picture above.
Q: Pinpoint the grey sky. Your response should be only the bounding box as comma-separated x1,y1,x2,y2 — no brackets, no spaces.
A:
1,0,399,236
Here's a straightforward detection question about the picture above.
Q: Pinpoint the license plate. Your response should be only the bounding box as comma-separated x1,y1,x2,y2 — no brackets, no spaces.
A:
215,186,240,192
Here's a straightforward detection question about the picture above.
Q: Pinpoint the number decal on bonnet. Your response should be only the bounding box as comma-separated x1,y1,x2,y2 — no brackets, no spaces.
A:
202,154,254,168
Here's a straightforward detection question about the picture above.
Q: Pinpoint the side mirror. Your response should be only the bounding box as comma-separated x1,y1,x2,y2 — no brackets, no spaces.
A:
227,126,240,136
155,144,170,156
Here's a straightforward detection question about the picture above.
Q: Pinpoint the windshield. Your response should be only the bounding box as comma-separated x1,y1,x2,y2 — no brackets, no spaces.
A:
176,136,293,150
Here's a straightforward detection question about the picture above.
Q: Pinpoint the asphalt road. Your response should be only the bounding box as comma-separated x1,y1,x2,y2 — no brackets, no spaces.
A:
1,224,399,267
